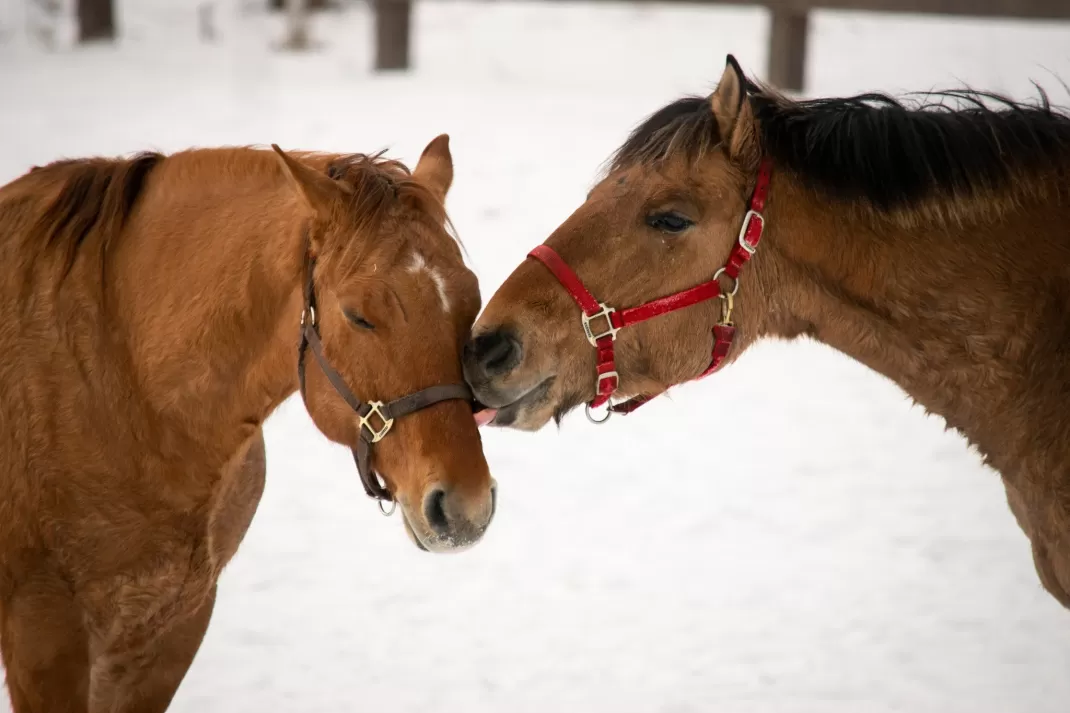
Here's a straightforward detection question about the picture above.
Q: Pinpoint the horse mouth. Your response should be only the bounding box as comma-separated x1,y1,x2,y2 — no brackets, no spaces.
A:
472,377,554,428
402,511,430,552
473,402,497,427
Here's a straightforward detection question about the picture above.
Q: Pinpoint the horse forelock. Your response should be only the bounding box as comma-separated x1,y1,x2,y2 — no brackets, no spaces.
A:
319,151,461,280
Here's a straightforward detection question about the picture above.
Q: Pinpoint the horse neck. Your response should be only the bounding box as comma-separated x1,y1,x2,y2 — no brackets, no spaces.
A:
111,153,309,456
747,172,1070,476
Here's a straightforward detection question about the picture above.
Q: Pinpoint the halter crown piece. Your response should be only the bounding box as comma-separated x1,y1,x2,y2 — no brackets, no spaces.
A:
296,252,474,515
527,157,773,423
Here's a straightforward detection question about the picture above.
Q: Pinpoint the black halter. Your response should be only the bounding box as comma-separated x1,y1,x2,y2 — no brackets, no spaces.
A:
296,253,474,511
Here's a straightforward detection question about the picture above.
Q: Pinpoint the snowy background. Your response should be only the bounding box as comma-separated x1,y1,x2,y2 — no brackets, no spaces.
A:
2,1,1070,711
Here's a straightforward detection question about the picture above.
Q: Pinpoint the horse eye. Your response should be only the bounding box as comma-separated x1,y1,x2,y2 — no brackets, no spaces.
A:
343,309,375,330
646,211,694,234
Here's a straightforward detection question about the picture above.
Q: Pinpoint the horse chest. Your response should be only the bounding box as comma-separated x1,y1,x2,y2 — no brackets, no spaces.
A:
74,433,267,646
205,430,266,570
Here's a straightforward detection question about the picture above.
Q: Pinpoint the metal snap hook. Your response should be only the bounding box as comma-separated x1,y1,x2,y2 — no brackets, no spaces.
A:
720,292,735,326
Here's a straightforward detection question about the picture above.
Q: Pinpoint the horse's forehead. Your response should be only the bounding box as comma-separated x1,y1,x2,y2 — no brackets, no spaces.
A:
405,250,456,314
589,162,692,204
401,232,465,278
401,236,478,312
589,166,639,200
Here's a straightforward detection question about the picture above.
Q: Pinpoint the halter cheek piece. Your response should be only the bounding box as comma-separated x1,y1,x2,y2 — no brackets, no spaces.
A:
527,157,773,422
296,253,474,515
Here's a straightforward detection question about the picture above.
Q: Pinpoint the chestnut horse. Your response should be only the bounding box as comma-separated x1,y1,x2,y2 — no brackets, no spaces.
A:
466,57,1070,611
0,135,496,712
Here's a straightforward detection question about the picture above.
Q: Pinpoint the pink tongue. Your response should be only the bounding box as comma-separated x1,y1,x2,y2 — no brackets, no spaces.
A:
474,409,498,427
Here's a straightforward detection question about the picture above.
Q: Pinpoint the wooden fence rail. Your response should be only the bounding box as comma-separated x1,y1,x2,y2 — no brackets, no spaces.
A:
369,0,1070,91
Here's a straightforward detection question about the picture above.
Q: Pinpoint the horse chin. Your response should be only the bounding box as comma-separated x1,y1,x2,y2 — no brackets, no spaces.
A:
474,377,556,431
494,400,555,431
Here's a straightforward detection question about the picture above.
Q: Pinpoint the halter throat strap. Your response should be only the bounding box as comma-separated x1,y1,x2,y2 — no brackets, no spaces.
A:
527,156,773,417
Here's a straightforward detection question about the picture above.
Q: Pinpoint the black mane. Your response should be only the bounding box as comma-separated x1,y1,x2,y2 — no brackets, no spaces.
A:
612,82,1070,210
27,152,162,277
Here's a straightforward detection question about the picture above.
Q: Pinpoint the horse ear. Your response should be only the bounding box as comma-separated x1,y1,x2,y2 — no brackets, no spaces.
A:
271,144,350,219
709,55,756,160
413,134,453,203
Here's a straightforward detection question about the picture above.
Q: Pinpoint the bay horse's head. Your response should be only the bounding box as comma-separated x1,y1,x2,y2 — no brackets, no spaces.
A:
466,57,768,430
274,136,495,552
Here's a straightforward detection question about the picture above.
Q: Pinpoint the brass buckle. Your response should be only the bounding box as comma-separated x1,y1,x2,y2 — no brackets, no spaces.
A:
359,401,394,443
720,292,735,326
582,304,619,346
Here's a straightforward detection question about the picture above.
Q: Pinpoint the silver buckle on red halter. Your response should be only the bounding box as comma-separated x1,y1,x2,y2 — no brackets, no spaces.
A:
581,303,619,346
737,209,765,254
597,370,619,391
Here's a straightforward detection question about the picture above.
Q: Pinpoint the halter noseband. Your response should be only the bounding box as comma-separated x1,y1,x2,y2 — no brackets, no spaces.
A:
527,157,773,422
296,253,474,515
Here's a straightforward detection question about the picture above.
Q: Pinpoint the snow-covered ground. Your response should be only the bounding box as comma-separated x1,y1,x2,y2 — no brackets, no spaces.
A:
2,2,1070,711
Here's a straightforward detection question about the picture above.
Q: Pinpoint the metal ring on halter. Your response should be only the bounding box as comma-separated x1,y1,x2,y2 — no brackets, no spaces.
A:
585,402,612,424
378,498,397,516
712,267,740,297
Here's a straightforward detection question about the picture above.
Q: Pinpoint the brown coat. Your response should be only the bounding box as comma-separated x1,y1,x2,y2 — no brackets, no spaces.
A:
0,137,494,711
466,57,1070,613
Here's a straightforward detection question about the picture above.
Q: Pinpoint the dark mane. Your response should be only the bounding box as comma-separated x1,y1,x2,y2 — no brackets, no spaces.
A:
26,152,163,277
611,96,722,170
612,82,1070,210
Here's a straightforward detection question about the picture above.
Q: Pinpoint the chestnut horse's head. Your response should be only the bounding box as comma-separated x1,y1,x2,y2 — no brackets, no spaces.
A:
466,57,768,430
275,136,494,552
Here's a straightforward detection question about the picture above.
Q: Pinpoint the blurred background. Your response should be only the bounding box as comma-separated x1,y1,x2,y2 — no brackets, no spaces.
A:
2,1,1070,711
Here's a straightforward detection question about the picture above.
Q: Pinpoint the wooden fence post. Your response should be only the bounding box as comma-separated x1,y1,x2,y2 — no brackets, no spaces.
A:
767,7,807,92
270,0,329,9
375,0,412,71
77,0,116,42
281,0,311,50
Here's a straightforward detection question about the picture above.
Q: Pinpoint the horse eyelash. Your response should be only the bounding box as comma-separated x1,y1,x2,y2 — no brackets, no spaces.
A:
343,309,375,330
645,211,694,233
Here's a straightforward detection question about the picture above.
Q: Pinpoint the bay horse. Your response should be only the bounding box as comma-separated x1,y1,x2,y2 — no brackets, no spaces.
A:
0,135,496,712
465,56,1070,611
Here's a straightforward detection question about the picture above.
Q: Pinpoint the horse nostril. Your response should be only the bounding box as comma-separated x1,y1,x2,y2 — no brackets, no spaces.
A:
471,330,521,377
424,488,450,536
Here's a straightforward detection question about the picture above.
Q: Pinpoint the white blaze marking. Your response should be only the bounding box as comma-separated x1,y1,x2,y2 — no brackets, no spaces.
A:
408,253,451,314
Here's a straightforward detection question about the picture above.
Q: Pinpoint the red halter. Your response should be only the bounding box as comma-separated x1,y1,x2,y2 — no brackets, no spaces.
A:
527,157,773,420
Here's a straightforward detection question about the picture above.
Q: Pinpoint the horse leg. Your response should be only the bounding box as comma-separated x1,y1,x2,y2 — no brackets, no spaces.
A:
86,585,217,713
0,572,90,713
85,434,265,713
